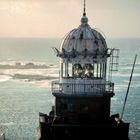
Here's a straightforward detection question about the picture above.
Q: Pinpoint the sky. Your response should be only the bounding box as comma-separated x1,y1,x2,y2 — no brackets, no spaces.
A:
0,0,140,38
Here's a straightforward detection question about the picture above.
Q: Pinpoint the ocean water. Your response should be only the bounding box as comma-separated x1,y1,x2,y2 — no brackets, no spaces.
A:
0,38,140,140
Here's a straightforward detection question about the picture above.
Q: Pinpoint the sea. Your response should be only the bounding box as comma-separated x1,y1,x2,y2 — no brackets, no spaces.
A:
0,38,140,140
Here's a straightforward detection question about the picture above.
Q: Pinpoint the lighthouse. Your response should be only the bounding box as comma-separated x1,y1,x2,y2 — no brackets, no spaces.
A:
52,4,114,125
38,1,130,140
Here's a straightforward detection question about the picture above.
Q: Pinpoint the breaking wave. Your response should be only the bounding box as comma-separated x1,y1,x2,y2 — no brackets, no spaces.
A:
0,63,59,89
0,75,12,82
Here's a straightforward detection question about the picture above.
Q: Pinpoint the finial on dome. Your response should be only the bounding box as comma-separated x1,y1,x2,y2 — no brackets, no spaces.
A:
83,0,86,16
81,0,88,26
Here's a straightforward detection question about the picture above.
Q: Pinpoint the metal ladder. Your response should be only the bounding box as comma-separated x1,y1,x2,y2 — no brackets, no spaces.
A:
108,48,120,81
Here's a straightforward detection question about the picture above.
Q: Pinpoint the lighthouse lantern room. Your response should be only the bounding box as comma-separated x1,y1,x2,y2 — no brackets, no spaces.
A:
52,2,119,125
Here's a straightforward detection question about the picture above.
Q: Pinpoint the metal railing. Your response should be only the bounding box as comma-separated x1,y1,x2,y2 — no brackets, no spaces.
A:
52,81,114,95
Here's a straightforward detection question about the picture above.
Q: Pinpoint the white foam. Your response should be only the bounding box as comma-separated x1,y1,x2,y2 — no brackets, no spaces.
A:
0,75,12,82
0,66,59,79
29,79,57,88
0,122,14,126
113,72,140,77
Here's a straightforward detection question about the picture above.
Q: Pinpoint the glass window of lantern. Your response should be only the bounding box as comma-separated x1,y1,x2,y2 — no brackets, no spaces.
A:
68,63,73,77
73,64,83,78
83,64,94,78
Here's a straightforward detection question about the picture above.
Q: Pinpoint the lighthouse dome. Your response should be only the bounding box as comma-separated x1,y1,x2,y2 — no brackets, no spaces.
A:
59,15,108,59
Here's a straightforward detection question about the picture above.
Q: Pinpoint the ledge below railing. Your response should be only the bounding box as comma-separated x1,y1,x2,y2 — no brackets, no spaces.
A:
51,81,114,96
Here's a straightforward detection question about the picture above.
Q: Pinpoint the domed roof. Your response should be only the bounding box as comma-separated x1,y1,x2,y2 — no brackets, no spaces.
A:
56,10,108,60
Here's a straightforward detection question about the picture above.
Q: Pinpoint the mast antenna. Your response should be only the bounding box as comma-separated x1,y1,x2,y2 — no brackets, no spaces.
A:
121,54,137,120
83,0,86,16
